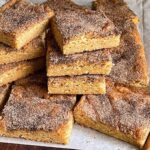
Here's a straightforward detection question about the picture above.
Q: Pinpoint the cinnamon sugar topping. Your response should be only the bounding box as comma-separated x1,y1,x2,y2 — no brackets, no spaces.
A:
47,0,119,41
0,0,53,35
82,82,150,138
2,74,75,131
109,24,148,86
3,95,70,131
47,37,111,65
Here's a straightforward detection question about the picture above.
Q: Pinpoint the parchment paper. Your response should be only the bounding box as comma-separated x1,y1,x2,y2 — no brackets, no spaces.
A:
0,0,149,150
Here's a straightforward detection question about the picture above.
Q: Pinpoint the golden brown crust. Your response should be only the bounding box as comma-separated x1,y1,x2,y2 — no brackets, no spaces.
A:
3,95,70,131
0,73,75,144
93,0,139,31
47,0,119,42
93,0,148,87
0,0,53,36
47,0,120,55
74,80,150,147
0,113,73,144
46,32,112,76
15,73,76,110
109,23,149,87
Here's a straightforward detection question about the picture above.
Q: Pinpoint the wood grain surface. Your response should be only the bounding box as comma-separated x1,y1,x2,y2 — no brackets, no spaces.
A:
0,143,72,150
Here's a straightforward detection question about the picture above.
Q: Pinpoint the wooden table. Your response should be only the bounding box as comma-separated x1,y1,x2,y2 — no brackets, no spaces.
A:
0,143,72,150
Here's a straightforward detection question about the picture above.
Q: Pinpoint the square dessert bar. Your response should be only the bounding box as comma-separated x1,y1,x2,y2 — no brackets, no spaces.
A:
0,89,73,144
74,80,150,148
48,75,106,95
0,0,54,49
46,34,112,76
0,84,11,111
0,74,76,144
109,23,149,87
0,35,45,64
93,0,139,31
0,57,45,86
47,0,120,55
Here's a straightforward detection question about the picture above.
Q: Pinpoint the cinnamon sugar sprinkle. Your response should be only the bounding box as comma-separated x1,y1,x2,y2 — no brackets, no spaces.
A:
82,82,150,138
3,95,70,131
47,37,111,65
2,73,75,131
47,0,119,41
0,0,52,35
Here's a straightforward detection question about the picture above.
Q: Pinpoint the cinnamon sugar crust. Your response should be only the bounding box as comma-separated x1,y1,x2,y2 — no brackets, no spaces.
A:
47,0,120,55
15,73,76,110
74,80,150,147
47,0,119,41
2,73,76,131
46,33,112,76
93,0,149,87
0,0,53,36
3,95,70,131
109,23,149,87
93,0,139,31
47,37,111,65
45,95,76,110
0,0,54,49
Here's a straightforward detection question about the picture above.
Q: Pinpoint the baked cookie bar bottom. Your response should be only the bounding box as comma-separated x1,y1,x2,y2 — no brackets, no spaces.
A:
74,80,150,148
0,35,45,65
0,113,73,144
0,57,45,86
48,75,106,94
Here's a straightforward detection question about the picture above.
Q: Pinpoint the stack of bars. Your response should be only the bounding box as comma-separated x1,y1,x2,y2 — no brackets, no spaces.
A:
0,0,149,149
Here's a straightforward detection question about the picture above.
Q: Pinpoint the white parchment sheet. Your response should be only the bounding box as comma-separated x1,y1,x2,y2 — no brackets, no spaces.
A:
0,0,149,150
